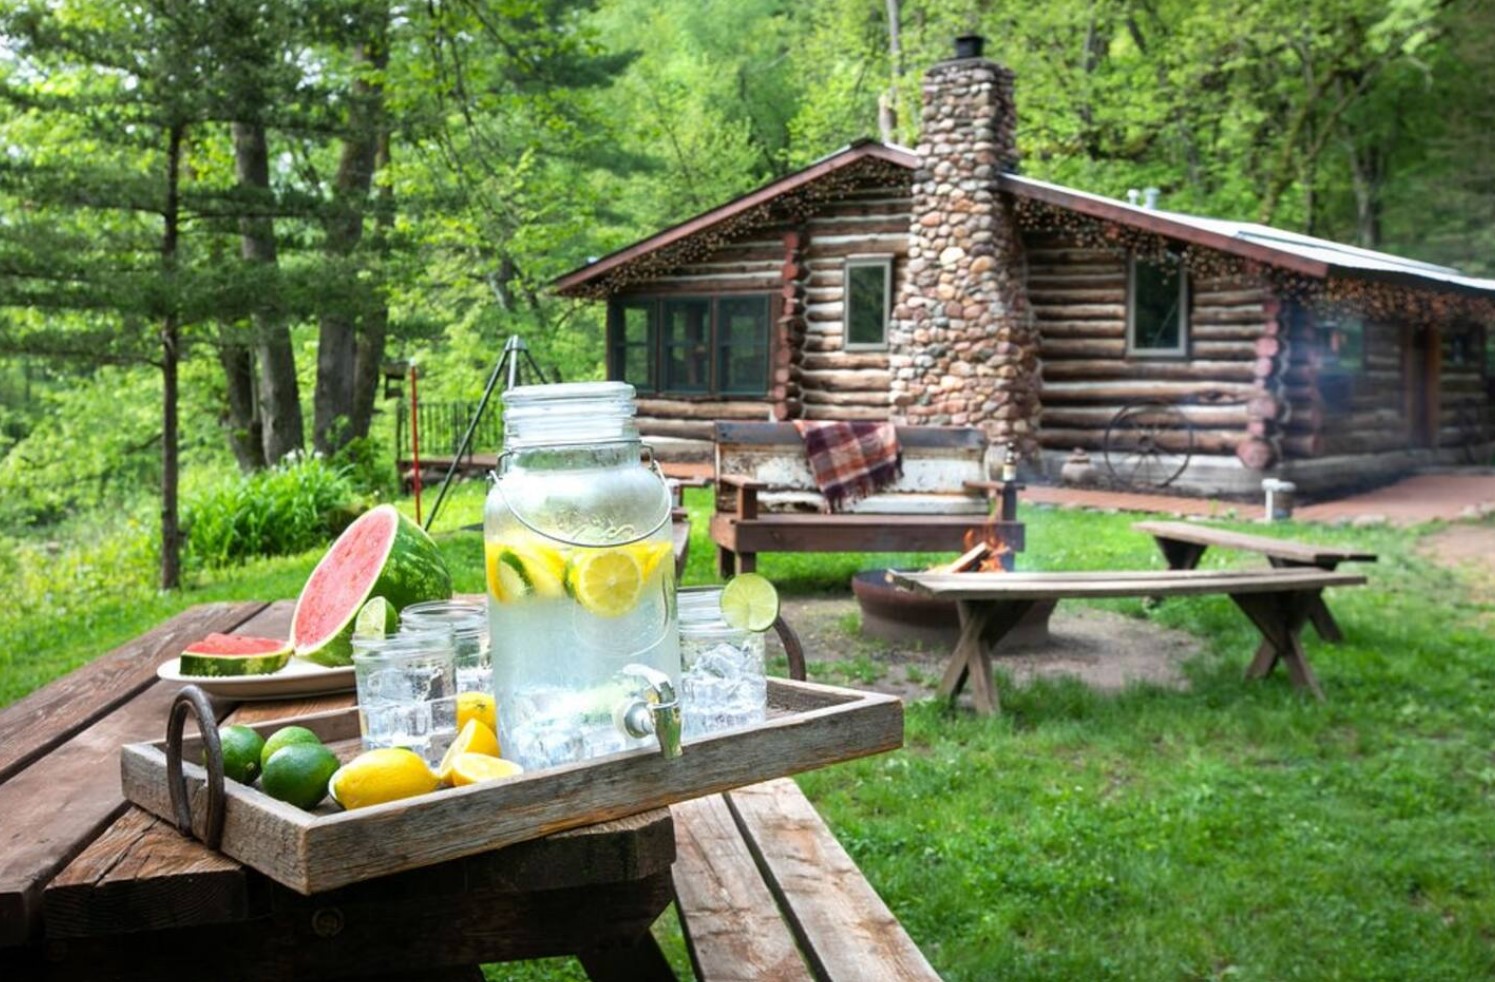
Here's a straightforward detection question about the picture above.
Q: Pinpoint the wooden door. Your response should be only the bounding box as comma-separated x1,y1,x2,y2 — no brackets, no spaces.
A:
1403,324,1441,448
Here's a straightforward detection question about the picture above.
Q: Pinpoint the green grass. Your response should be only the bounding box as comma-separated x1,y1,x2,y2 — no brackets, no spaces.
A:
7,483,1495,979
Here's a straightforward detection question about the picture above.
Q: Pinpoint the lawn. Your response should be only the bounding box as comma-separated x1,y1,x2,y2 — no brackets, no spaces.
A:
6,483,1495,980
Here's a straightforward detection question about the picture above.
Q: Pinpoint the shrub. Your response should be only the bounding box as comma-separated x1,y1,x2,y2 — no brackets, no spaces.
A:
185,453,362,567
331,435,399,499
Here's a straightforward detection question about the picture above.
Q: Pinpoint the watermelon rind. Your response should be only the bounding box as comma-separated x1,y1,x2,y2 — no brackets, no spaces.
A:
179,634,294,678
290,505,453,667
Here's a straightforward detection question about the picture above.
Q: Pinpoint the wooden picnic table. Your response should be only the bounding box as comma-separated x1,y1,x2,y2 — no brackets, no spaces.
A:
0,600,678,982
892,568,1368,715
1133,520,1378,643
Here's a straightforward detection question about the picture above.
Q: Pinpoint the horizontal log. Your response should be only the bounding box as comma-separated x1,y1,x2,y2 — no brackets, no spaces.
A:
1192,289,1271,307
800,369,893,391
637,418,715,440
1041,379,1258,402
1024,247,1116,264
802,352,891,371
803,405,886,421
711,243,786,262
1042,426,1241,455
806,303,845,322
1190,307,1272,326
1038,320,1126,340
1255,336,1283,359
1190,340,1257,359
1281,433,1323,457
802,390,894,407
1030,303,1125,320
1024,271,1125,289
806,198,912,220
1041,404,1249,428
1040,338,1126,358
636,398,768,419
1189,322,1267,341
1027,287,1126,305
1039,360,1256,382
1317,432,1403,455
806,238,909,259
801,218,908,238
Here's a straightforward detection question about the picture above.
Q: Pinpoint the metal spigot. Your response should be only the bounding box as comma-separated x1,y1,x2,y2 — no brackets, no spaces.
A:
616,664,683,759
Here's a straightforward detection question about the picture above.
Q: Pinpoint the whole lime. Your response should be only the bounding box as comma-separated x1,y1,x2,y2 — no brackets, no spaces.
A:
260,725,323,771
261,744,340,810
213,724,266,784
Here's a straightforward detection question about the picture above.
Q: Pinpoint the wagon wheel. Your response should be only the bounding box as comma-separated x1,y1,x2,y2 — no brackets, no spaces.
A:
1103,401,1194,489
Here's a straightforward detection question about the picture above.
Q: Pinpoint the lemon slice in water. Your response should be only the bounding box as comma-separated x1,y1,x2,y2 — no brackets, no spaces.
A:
567,548,645,618
720,573,779,632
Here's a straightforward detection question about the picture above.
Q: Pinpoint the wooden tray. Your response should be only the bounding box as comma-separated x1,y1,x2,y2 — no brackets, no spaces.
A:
120,677,902,895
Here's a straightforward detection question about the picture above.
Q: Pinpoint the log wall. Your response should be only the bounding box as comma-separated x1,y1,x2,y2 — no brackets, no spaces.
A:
1025,232,1274,464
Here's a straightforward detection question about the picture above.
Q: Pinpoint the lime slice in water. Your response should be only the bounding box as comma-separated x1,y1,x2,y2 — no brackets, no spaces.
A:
354,596,393,639
720,573,779,632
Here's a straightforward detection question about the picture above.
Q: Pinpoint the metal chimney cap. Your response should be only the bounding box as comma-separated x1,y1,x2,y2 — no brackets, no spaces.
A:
954,34,986,59
1143,187,1161,209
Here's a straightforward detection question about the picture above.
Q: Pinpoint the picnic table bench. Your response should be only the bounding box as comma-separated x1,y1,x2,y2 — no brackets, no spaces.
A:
1133,520,1378,642
669,631,938,982
710,421,1022,577
1,601,935,980
892,568,1368,715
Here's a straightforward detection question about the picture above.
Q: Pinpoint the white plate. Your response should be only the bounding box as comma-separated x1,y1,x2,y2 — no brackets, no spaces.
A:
156,656,355,701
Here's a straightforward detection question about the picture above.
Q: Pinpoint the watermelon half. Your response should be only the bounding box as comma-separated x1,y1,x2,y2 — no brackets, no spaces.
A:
180,633,294,677
290,504,453,667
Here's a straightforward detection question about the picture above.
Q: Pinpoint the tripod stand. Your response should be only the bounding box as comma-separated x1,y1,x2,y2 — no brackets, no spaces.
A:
422,335,553,531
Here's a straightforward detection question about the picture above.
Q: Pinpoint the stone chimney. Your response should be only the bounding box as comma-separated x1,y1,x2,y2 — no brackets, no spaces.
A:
889,38,1041,461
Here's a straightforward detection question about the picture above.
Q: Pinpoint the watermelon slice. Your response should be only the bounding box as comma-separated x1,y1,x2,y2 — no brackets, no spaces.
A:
290,504,453,667
180,633,294,677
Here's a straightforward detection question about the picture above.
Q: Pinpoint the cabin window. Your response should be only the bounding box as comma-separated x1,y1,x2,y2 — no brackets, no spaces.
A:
1325,315,1366,373
608,295,771,397
844,257,892,349
1127,254,1189,356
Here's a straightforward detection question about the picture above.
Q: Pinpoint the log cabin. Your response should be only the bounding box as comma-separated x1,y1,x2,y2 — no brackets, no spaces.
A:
552,37,1495,497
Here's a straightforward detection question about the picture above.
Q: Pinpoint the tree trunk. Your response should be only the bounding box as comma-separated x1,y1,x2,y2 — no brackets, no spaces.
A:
160,122,185,591
350,130,393,441
217,332,264,473
314,11,388,455
232,119,303,464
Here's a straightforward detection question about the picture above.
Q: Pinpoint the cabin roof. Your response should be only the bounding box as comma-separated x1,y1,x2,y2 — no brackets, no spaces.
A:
553,139,1495,300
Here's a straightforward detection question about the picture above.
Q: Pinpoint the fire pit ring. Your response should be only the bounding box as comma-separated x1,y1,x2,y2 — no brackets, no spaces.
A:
851,569,1055,647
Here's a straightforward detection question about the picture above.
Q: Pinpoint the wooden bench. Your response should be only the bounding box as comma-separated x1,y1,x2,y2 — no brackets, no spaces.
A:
1133,520,1377,642
709,421,1022,577
670,637,938,981
891,568,1368,714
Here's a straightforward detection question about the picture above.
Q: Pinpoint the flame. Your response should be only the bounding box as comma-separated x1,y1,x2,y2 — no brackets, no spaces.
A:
961,520,1011,573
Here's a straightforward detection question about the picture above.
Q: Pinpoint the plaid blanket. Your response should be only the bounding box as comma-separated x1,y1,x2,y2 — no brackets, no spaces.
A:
792,420,903,513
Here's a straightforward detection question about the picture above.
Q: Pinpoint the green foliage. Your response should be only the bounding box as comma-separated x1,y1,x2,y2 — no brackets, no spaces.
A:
330,435,399,500
183,453,363,568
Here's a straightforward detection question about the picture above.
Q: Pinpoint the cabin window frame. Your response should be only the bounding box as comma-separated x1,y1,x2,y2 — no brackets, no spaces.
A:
607,292,775,398
843,255,894,351
1126,253,1190,358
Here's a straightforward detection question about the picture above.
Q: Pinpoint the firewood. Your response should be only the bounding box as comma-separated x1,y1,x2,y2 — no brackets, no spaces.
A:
927,541,990,575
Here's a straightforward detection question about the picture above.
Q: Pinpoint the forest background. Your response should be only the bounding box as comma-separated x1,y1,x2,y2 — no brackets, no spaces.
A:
1,0,1492,590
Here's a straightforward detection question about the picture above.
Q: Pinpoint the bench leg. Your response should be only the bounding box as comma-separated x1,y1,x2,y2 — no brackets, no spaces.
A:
938,600,1033,715
715,545,756,578
1155,538,1208,571
1230,590,1325,701
577,930,676,982
1268,558,1346,643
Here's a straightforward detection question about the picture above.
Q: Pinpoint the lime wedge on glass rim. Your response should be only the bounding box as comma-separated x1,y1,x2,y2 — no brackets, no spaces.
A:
720,573,779,632
354,596,394,639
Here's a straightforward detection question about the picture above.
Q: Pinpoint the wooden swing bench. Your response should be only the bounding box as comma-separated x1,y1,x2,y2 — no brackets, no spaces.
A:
708,421,1023,577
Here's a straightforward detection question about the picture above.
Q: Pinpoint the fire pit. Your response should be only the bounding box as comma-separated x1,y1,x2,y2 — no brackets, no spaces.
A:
852,569,1055,647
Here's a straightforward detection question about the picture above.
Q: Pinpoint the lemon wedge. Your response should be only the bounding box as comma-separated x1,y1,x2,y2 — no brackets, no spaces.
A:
436,718,502,784
449,753,524,787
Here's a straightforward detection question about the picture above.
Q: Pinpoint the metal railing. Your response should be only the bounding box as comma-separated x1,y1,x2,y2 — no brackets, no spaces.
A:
394,399,503,462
